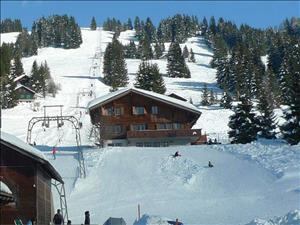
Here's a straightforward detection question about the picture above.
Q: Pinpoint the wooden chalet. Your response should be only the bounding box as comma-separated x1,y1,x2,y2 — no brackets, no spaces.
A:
88,87,206,147
15,84,36,102
0,131,63,225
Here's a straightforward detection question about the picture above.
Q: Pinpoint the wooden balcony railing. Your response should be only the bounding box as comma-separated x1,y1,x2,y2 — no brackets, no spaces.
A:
127,129,202,139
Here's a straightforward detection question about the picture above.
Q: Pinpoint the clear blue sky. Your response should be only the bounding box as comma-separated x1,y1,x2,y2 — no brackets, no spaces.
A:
1,1,299,29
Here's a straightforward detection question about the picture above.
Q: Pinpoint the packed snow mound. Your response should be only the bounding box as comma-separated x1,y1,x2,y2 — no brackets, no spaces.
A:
133,214,171,225
245,210,300,225
65,145,300,225
118,29,137,45
160,156,201,187
0,32,19,45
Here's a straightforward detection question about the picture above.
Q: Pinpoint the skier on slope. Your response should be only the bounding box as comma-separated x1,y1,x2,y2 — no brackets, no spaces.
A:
173,151,181,158
52,146,57,160
208,161,214,168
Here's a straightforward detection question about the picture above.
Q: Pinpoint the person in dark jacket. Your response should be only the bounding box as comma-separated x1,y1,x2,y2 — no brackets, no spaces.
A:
208,161,214,168
53,209,64,225
84,211,90,225
174,151,181,158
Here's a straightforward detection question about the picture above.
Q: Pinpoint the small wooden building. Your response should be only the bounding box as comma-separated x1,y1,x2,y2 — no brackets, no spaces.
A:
15,84,36,102
88,87,206,147
0,131,63,225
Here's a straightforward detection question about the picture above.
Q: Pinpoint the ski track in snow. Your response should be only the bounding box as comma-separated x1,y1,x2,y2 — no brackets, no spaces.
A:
1,29,299,225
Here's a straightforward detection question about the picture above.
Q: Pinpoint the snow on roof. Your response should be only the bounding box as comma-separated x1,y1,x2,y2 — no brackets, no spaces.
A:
13,74,29,83
15,84,36,94
87,87,201,115
0,181,12,194
0,131,47,161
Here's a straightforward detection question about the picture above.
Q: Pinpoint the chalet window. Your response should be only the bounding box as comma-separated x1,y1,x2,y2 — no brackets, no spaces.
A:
173,123,183,129
157,123,172,130
106,125,122,134
114,107,123,116
136,142,143,147
133,106,145,115
107,107,114,116
131,124,147,131
105,107,123,116
151,106,158,114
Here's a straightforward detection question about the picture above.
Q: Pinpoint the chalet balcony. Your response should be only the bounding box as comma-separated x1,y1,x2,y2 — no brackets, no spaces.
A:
127,129,203,139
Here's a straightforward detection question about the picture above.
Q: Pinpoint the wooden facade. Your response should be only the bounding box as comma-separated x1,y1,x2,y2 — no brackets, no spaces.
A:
89,88,206,146
0,134,63,225
15,85,36,102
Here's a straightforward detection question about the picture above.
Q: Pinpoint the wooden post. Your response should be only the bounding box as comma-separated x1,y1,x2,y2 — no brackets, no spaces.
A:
138,204,141,220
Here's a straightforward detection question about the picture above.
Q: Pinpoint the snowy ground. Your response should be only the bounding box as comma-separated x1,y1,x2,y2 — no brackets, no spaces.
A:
1,29,299,225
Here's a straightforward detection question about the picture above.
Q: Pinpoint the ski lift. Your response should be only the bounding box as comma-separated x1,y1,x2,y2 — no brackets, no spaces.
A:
42,118,50,128
57,117,64,128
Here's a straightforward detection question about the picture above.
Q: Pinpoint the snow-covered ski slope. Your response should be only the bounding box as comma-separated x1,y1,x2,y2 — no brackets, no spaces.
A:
1,29,299,225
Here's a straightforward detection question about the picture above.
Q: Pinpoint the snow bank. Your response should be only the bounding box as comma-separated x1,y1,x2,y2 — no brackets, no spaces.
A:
133,214,171,225
245,210,300,225
0,32,19,45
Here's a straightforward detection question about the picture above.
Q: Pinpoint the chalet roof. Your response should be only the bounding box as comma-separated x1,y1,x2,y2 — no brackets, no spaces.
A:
15,84,36,94
88,87,201,115
13,74,30,83
0,131,63,183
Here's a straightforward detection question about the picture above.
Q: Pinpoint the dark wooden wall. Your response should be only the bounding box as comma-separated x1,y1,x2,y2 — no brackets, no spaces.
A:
90,92,200,140
0,143,53,225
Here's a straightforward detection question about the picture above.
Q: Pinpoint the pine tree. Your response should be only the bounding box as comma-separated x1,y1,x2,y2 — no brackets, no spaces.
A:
209,89,215,105
201,17,208,35
189,48,196,63
201,84,209,106
39,61,51,97
103,39,128,90
182,45,189,58
154,41,163,59
220,91,232,109
13,56,24,78
30,60,42,93
2,59,18,108
137,35,153,60
228,97,258,144
210,35,228,68
134,61,166,94
256,80,277,139
127,18,133,30
124,41,137,58
167,42,190,78
280,40,300,145
90,17,97,30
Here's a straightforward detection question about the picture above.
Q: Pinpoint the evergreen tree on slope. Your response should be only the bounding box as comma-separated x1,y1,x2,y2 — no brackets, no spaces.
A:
134,61,166,94
220,91,232,109
228,97,258,144
90,17,97,30
280,40,300,145
167,42,190,78
256,78,277,139
103,38,128,91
